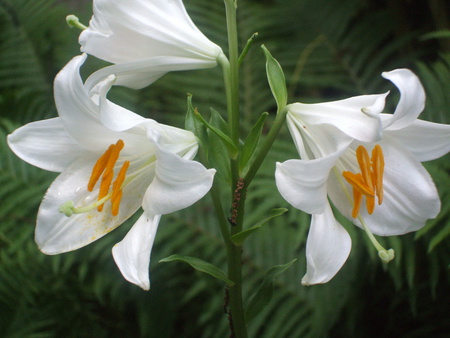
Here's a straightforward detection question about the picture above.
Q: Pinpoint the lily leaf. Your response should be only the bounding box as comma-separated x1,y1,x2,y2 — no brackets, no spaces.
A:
159,254,235,286
230,208,288,246
245,259,297,323
185,94,208,148
261,44,287,111
194,108,238,159
239,112,268,175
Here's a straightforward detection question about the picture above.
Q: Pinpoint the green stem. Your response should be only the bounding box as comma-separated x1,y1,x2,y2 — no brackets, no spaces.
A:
227,179,247,338
221,1,246,336
223,0,240,189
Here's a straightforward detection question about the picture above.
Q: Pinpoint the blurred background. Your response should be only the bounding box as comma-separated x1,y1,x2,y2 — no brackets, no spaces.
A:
0,0,449,336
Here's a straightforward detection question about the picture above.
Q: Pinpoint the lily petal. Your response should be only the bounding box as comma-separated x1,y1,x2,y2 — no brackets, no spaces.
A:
35,156,147,254
112,213,161,290
287,93,386,146
384,118,450,162
53,54,123,150
7,118,86,172
382,69,426,131
79,0,222,64
302,203,352,285
93,74,147,130
275,149,344,214
86,55,220,89
142,143,215,216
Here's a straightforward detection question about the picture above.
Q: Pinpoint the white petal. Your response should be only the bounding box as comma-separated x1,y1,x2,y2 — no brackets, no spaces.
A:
142,145,215,215
86,56,218,89
287,92,386,146
382,69,426,131
35,157,146,254
112,213,161,290
54,55,121,150
7,118,86,172
286,113,354,159
384,118,450,162
301,203,352,285
93,74,147,130
275,149,343,214
79,0,222,64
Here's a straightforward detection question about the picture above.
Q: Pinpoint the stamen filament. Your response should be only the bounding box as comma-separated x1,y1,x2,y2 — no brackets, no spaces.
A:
59,194,111,216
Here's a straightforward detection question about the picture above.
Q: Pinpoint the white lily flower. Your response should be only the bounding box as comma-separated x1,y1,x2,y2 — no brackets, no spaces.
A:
7,54,216,290
79,0,224,89
276,69,450,285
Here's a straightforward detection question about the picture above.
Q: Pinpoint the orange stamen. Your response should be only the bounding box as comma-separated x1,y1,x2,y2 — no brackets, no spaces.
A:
372,144,384,205
351,189,363,218
343,145,385,218
97,140,124,212
356,145,373,188
366,196,375,215
111,161,130,216
87,145,114,191
342,171,374,197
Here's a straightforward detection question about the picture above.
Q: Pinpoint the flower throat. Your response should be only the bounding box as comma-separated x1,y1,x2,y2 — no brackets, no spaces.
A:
59,139,129,217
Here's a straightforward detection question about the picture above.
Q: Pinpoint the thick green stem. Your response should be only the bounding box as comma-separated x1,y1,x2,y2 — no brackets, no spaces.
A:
223,0,240,189
227,178,247,338
221,2,247,336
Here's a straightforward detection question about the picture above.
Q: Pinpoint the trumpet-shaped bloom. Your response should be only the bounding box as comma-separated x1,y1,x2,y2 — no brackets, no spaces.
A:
7,54,215,290
276,69,450,285
79,0,224,89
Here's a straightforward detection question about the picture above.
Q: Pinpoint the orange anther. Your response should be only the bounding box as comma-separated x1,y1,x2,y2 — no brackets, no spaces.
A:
88,144,114,191
351,189,363,218
111,161,130,216
343,145,385,218
343,171,374,197
85,139,125,213
356,145,373,188
371,144,384,205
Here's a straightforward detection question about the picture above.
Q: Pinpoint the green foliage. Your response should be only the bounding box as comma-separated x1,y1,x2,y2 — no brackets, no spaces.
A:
0,0,449,337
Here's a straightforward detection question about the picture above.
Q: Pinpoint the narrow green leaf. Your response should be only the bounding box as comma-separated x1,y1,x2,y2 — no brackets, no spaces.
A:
159,254,235,286
238,112,268,175
238,32,258,66
230,208,288,246
185,94,208,148
261,44,287,111
245,259,297,323
428,224,450,252
207,108,232,183
194,109,238,159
